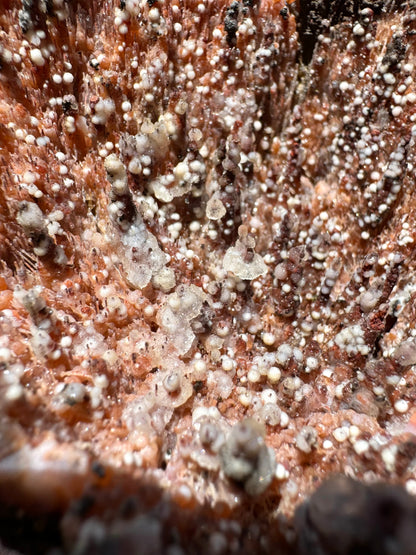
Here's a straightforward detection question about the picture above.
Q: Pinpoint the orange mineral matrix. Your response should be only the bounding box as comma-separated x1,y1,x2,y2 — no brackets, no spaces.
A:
1,0,416,553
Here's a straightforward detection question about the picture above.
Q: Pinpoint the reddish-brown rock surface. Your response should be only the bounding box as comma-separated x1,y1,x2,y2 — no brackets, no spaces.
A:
1,0,416,552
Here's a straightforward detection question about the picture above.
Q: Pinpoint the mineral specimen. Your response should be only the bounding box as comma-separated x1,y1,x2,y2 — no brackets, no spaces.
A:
1,0,416,552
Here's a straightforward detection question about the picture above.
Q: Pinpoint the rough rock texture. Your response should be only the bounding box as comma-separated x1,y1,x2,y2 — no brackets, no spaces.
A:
2,0,416,552
295,475,416,555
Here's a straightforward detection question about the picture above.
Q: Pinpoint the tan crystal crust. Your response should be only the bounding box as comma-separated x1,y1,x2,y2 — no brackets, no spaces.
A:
1,0,416,552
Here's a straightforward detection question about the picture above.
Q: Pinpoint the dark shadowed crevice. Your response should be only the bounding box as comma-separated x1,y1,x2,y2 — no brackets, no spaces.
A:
295,0,407,64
